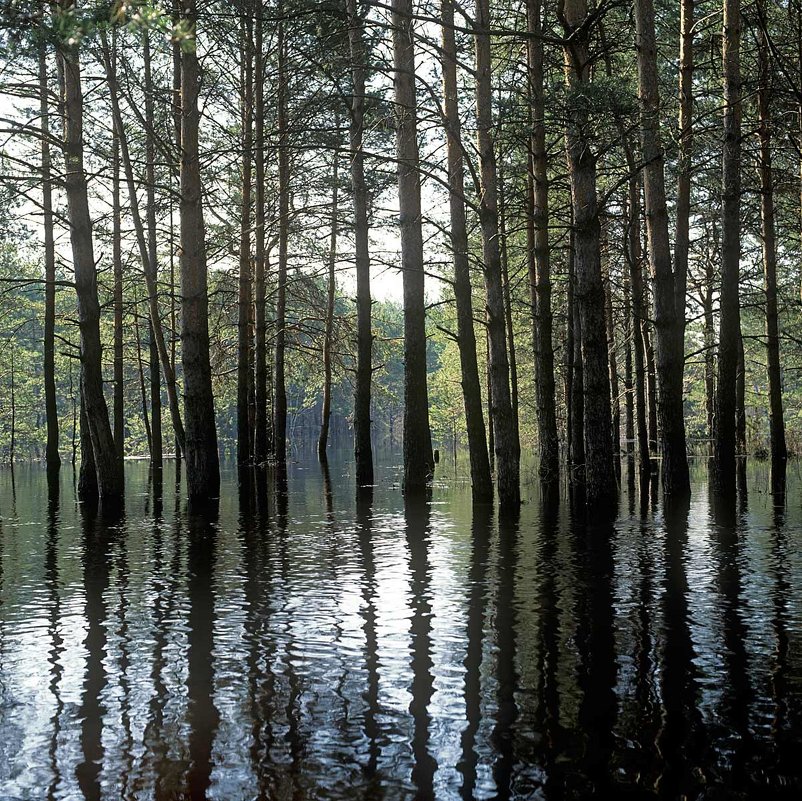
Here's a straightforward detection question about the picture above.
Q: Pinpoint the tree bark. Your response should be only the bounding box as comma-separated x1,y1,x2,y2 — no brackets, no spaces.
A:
714,0,742,495
59,2,122,503
180,0,220,500
253,6,269,465
318,152,338,461
346,0,375,486
273,4,289,466
527,0,559,483
439,0,492,502
392,0,434,494
559,0,616,508
40,33,60,470
112,97,124,466
757,1,787,463
474,0,520,507
634,0,690,497
237,8,254,467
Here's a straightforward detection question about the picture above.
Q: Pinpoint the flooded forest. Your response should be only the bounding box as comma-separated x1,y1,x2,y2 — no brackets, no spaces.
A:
1,0,802,799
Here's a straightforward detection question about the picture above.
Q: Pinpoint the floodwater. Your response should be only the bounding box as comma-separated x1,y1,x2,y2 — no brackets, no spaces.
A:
0,456,800,800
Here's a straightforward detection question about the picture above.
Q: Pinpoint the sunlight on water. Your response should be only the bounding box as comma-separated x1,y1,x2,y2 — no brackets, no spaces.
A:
0,457,801,799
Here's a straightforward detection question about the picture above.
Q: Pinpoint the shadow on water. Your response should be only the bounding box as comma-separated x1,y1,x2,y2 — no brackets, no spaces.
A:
1,459,802,799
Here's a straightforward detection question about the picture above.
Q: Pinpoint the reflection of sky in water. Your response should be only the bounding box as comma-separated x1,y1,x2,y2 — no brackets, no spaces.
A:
0,459,801,799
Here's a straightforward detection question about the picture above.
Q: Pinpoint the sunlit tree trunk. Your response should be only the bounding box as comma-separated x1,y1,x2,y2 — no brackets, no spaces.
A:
527,0,558,483
346,0,374,485
634,0,690,497
439,0,492,501
714,0,742,495
559,0,616,508
474,0,519,507
59,1,122,503
392,0,434,493
180,0,220,500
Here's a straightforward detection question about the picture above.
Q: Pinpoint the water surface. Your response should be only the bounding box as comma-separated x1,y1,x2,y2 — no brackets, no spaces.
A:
0,457,800,799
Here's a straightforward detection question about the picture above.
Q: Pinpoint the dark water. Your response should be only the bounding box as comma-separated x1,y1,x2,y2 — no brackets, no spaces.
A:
0,457,801,800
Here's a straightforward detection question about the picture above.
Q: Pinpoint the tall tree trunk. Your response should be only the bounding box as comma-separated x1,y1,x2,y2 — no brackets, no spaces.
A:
59,2,122,503
112,102,124,466
736,332,746,455
757,2,787,463
143,33,163,469
237,9,254,467
603,254,620,470
318,153,338,461
253,6,269,465
40,33,60,471
78,393,97,499
474,0,519,507
101,31,185,457
626,177,651,475
643,317,658,454
714,0,742,495
559,0,616,508
623,263,634,457
634,0,690,497
346,0,375,486
274,5,289,465
179,0,220,500
439,0,492,502
392,0,434,493
674,0,694,336
134,296,153,458
527,0,558,483
703,231,716,444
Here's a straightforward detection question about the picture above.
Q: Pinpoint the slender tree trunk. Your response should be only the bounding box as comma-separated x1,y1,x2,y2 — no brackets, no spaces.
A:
559,0,616,508
439,0,491,502
318,152,338,461
134,298,153,457
180,0,220,500
474,0,519,507
603,254,620,469
346,0,375,486
78,393,97,499
111,63,124,467
237,9,254,467
527,0,558,482
675,0,694,335
643,317,658,454
703,233,716,444
623,263,634,457
253,7,268,465
392,0,434,493
9,344,15,464
40,34,60,470
757,1,787,463
634,0,690,497
736,333,746,455
101,32,185,457
59,3,122,503
274,5,289,465
626,177,651,475
143,33,163,469
498,154,520,457
486,326,494,473
714,0,743,495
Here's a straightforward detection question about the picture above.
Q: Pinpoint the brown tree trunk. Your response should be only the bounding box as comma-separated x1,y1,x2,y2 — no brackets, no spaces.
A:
703,230,717,445
112,100,124,466
318,152,338,461
392,0,434,494
559,0,616,508
59,3,122,503
274,5,289,466
527,0,559,483
40,34,60,471
736,332,746,455
757,1,787,463
180,0,220,500
623,262,634,457
714,0,743,495
346,0,375,486
237,9,254,467
439,0,492,502
474,0,519,507
643,317,658,455
253,7,269,465
603,253,620,469
634,0,690,497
